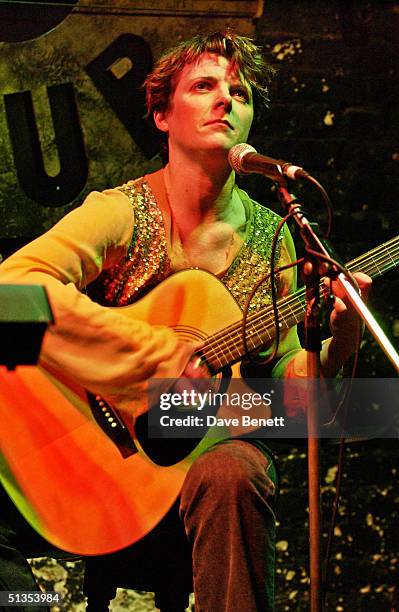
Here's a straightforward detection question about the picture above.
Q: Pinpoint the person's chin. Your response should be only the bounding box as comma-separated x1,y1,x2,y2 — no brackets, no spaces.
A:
202,133,241,151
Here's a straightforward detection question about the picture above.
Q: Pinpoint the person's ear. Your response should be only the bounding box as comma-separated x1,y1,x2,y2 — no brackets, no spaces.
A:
153,110,169,133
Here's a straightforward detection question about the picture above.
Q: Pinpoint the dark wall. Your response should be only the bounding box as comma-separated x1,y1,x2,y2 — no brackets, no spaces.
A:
244,0,399,378
251,2,398,609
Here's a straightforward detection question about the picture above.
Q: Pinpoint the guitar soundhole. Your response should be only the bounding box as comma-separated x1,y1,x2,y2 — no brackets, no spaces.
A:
134,414,201,467
135,367,232,467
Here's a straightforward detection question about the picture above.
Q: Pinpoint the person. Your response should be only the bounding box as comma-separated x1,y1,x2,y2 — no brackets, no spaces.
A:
0,31,370,612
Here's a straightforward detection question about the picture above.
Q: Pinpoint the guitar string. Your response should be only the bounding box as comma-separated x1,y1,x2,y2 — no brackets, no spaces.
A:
343,235,399,271
203,237,399,359
229,238,399,344
200,238,399,369
203,240,399,367
205,240,399,367
224,240,399,361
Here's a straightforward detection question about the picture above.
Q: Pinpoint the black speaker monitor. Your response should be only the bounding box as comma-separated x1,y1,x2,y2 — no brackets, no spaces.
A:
0,285,54,369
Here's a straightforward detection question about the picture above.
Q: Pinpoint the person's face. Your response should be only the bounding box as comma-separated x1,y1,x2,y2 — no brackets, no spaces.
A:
154,53,254,158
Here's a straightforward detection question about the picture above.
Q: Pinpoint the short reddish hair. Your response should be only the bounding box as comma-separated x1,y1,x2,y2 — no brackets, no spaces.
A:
145,30,275,118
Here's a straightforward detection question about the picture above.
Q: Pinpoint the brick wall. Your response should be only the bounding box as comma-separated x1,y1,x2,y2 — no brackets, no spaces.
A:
233,0,398,381
251,2,398,609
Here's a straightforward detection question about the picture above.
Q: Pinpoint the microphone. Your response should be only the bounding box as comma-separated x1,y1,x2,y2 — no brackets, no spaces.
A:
228,143,308,181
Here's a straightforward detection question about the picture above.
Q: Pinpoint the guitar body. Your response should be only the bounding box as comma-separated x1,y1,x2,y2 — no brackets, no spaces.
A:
0,230,397,555
0,270,244,555
120,267,242,341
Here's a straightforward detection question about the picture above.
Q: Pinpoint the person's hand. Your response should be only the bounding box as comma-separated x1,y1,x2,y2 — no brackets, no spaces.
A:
146,340,211,412
326,271,372,361
182,354,209,379
151,337,202,380
173,352,212,398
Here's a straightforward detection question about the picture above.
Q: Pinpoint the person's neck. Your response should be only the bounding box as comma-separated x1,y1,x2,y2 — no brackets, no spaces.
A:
163,149,237,239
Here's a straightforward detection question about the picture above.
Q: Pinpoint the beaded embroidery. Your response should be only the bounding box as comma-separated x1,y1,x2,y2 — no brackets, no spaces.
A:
91,177,171,306
92,178,283,310
221,198,283,312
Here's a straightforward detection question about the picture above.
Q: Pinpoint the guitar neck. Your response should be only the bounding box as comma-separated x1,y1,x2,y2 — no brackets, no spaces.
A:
202,235,399,372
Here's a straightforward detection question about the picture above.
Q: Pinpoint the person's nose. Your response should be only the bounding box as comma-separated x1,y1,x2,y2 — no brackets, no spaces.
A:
214,87,233,112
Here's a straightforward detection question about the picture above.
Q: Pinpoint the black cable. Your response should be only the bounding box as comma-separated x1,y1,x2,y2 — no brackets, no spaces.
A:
303,174,333,239
241,208,302,365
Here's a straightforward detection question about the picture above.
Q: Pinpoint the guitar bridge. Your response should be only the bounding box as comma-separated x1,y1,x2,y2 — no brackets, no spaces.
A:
86,393,138,458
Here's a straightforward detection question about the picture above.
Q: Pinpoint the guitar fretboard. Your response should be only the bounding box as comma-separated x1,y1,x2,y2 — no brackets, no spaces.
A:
201,235,399,372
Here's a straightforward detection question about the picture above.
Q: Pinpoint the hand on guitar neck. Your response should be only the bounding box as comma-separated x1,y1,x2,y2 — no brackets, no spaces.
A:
321,271,372,377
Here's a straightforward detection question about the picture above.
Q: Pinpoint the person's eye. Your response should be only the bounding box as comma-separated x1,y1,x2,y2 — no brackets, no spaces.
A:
231,87,250,102
194,81,212,91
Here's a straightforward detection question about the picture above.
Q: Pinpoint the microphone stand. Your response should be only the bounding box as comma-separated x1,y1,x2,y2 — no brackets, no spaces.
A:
274,179,399,612
302,252,323,612
277,185,324,611
276,182,399,370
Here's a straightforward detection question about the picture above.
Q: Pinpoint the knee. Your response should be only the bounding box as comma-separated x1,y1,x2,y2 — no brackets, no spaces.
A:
182,441,276,506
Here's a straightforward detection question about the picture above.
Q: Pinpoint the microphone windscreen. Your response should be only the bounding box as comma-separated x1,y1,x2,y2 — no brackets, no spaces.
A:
228,143,256,173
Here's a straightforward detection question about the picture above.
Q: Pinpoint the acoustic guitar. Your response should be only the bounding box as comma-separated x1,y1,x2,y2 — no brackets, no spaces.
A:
0,235,397,554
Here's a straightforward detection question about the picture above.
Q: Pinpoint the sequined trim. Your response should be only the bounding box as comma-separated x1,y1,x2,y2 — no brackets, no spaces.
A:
96,178,171,306
93,178,282,310
222,201,283,312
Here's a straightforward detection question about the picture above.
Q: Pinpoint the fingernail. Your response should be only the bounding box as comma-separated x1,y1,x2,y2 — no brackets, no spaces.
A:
193,357,202,369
